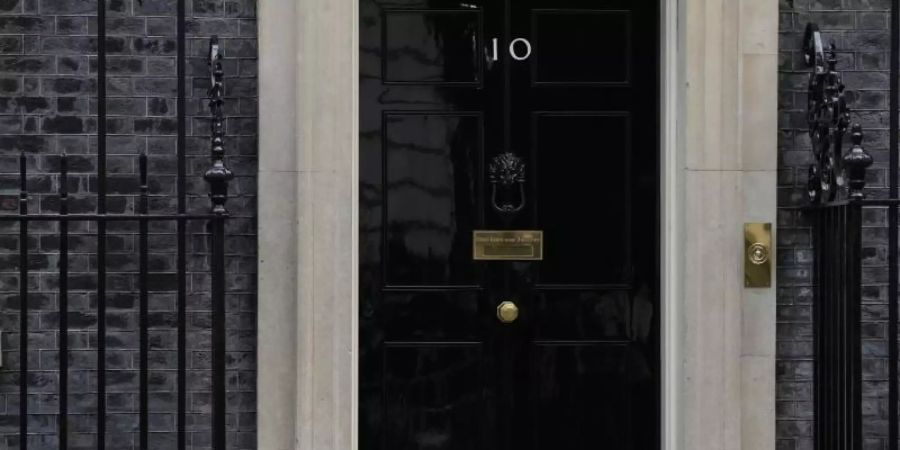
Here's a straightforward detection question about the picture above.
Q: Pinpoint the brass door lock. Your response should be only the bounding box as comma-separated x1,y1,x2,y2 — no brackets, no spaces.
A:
744,223,772,288
497,301,519,324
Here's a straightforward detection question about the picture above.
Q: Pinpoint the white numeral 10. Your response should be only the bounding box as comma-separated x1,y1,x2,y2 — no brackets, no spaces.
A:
490,38,533,61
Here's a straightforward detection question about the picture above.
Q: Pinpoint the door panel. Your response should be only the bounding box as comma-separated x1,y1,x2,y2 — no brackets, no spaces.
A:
382,10,484,84
384,344,487,450
532,290,632,341
384,113,483,286
531,344,631,450
361,0,658,448
531,10,632,85
382,291,483,341
532,112,631,286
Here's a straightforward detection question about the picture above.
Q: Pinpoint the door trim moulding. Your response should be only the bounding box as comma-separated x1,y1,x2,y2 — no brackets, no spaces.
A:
660,0,680,447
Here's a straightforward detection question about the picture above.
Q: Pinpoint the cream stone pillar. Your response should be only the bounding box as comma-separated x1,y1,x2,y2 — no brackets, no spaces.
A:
256,0,779,448
675,0,778,449
257,0,299,448
257,0,358,448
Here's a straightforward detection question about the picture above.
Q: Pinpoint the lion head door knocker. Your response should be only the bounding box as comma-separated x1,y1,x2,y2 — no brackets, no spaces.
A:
489,152,526,215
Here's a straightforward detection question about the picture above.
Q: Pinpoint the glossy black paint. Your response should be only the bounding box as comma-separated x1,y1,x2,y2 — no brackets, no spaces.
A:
360,1,659,449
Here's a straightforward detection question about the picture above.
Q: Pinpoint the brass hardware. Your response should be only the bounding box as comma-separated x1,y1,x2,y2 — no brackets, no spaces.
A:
748,243,770,265
744,223,773,288
473,230,543,261
496,301,519,324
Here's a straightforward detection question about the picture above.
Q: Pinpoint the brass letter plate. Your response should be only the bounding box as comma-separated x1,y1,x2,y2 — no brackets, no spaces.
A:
473,230,543,261
744,223,772,288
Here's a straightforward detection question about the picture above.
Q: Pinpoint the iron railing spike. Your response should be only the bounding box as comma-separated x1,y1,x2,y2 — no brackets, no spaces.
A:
844,124,873,200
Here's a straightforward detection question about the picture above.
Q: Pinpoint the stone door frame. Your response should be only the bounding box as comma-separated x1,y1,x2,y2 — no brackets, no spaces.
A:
255,0,779,449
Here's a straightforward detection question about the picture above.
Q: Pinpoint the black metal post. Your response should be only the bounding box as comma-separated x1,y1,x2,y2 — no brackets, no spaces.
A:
139,153,149,450
813,207,820,450
845,125,871,450
854,218,863,450
58,154,68,450
829,206,836,448
18,152,27,450
890,1,900,448
96,0,108,447
176,0,188,448
837,206,843,448
211,214,227,450
205,36,233,450
849,200,863,450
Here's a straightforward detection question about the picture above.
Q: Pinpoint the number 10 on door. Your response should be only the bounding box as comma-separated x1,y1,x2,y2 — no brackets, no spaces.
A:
489,38,533,61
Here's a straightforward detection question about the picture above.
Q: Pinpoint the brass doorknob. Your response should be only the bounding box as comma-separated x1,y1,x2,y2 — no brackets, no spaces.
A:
497,301,519,324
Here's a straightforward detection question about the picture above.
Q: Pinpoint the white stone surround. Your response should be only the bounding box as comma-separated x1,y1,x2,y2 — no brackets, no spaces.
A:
256,0,778,449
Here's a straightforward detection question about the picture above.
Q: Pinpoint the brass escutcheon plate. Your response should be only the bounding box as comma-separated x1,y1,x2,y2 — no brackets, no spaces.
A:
473,230,543,261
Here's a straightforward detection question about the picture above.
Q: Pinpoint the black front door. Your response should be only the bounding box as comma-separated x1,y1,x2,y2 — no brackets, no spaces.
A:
360,1,659,449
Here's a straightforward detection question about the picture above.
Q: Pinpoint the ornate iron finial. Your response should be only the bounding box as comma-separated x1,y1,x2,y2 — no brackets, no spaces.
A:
488,152,526,214
204,35,233,215
59,153,68,213
843,124,872,200
826,42,838,72
804,23,852,204
803,23,824,71
139,152,148,213
19,152,27,212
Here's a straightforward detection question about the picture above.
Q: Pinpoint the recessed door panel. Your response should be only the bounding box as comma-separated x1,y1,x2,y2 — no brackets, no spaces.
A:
531,10,631,85
533,113,631,286
531,344,630,450
383,344,488,450
532,290,633,341
382,291,483,341
383,10,483,84
384,113,483,286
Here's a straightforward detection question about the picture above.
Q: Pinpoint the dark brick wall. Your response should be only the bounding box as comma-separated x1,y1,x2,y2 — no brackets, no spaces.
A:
0,0,257,449
778,1,890,449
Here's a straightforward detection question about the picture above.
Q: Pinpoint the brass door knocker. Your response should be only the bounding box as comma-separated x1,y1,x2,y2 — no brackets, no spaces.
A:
489,152,526,214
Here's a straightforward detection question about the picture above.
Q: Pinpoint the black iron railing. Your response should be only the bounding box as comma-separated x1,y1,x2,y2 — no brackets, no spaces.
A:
804,22,874,450
0,16,233,450
812,199,863,450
